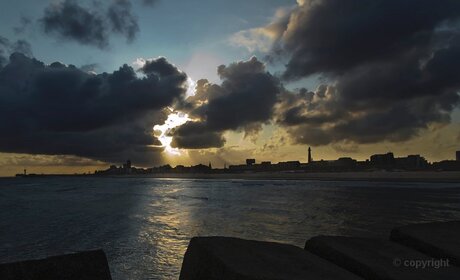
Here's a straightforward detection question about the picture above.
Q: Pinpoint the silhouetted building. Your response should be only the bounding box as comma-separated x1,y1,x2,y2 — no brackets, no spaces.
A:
430,151,460,170
122,160,132,174
276,161,301,170
395,155,428,170
157,164,172,172
335,157,357,167
246,159,256,166
228,164,249,171
308,147,313,163
257,161,272,171
306,157,357,172
368,153,430,170
432,160,460,171
370,152,395,169
191,164,212,172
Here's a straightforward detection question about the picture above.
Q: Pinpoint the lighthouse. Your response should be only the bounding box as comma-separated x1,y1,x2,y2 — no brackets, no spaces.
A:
308,147,313,163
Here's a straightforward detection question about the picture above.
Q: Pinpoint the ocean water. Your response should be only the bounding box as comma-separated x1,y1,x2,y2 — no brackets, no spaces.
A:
1,177,460,279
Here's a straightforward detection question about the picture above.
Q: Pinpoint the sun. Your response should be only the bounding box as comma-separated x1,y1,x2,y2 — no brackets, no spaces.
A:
152,72,196,156
154,110,190,155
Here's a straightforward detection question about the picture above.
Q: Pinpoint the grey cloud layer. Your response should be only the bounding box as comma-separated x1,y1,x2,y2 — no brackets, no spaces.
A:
41,0,140,48
268,0,460,146
0,52,187,164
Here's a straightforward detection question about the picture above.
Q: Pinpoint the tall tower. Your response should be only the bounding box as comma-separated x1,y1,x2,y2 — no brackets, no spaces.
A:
308,147,313,163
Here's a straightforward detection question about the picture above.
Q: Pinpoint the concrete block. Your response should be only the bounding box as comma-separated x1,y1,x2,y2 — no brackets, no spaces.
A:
179,236,362,280
391,221,460,266
305,236,459,280
0,250,112,280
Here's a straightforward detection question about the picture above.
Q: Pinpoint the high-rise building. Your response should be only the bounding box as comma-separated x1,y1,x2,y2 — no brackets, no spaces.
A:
456,151,460,161
308,147,313,163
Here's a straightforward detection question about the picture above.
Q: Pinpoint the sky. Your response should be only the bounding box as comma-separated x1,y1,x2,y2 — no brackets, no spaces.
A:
0,0,459,176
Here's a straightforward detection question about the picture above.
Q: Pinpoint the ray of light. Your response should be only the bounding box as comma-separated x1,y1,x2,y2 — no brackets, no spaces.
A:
154,110,190,156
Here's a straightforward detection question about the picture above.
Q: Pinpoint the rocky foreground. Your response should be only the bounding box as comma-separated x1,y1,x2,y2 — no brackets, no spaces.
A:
1,221,460,279
179,221,460,280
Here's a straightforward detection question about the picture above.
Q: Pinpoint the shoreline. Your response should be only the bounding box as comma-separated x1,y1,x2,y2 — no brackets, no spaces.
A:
5,171,460,183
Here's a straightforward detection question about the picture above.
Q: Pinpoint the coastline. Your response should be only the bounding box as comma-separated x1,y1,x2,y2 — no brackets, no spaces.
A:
7,171,460,183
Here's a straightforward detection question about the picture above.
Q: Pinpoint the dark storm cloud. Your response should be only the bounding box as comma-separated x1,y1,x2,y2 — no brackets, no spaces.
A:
40,0,141,48
171,57,282,149
171,122,226,149
107,0,139,42
277,0,460,79
142,57,182,76
276,44,460,145
266,0,460,146
41,0,108,48
0,52,187,164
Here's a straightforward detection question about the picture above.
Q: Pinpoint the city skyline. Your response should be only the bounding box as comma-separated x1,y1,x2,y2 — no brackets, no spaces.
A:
106,148,460,170
15,148,460,177
1,0,460,176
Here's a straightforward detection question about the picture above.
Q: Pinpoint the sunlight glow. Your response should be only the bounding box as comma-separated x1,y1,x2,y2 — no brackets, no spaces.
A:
186,77,197,97
153,75,196,156
154,111,190,156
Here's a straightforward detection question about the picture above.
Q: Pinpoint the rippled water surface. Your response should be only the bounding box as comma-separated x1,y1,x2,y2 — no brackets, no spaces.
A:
1,177,460,279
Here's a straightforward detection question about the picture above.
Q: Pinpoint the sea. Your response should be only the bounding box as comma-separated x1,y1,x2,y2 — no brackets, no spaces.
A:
1,177,459,279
